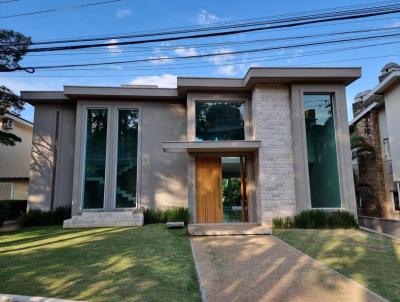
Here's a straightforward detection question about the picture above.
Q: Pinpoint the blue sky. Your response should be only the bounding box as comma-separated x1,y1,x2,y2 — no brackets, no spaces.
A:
1,0,400,122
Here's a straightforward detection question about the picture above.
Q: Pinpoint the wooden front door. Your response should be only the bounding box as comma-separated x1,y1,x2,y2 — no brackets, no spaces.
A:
196,157,223,223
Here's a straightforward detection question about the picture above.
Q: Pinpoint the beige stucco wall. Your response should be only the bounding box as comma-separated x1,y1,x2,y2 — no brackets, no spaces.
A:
28,103,76,210
140,102,188,208
0,117,32,179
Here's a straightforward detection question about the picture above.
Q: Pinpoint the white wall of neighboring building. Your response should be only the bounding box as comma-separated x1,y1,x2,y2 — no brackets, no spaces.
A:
383,83,400,183
0,115,33,178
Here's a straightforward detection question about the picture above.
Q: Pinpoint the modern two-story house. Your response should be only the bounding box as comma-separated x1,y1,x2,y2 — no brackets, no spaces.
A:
21,67,359,228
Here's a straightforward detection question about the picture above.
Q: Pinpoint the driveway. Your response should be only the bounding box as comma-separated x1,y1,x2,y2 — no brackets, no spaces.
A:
191,235,386,302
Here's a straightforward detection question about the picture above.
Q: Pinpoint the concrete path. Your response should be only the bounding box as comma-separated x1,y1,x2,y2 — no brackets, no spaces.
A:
191,235,386,302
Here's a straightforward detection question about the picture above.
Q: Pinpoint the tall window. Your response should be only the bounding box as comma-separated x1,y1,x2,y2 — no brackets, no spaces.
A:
83,109,108,209
195,101,245,141
304,94,341,208
115,109,139,208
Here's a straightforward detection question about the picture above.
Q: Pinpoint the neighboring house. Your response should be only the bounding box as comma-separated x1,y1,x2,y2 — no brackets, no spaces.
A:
21,67,359,228
0,113,33,201
350,62,400,220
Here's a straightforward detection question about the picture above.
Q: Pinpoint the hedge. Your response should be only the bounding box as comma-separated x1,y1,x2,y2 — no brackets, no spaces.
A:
143,207,190,225
17,206,71,227
272,209,358,229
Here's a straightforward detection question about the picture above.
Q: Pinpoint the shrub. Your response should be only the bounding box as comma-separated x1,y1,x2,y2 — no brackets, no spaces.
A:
272,216,294,229
144,207,190,225
273,209,358,229
327,209,358,229
0,202,10,226
18,206,71,227
294,209,329,229
0,200,27,220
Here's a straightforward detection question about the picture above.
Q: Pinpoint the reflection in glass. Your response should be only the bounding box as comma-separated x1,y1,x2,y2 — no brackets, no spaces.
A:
222,157,248,222
196,102,245,141
83,109,108,209
116,109,139,208
304,94,341,208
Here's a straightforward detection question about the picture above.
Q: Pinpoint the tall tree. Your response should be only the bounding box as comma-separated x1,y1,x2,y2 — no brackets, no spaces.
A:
0,29,31,146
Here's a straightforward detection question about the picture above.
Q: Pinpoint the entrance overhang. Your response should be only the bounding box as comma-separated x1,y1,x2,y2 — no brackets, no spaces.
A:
162,140,261,153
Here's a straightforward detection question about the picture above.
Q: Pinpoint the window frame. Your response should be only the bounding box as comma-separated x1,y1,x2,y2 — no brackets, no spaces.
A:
302,92,342,209
111,106,141,211
80,106,111,211
194,100,246,142
76,103,142,213
187,93,251,141
290,84,355,213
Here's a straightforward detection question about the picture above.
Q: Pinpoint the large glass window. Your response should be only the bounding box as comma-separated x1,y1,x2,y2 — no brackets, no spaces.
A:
304,94,341,208
115,109,139,208
83,109,108,209
195,101,245,141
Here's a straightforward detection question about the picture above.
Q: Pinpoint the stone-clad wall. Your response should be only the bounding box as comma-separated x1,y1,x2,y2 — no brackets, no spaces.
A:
252,84,297,225
351,103,387,217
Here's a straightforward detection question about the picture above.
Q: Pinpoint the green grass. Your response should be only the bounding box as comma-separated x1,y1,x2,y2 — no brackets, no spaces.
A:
0,225,201,302
274,229,400,302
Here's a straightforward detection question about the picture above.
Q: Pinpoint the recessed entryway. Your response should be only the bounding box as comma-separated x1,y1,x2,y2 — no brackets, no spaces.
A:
195,156,249,224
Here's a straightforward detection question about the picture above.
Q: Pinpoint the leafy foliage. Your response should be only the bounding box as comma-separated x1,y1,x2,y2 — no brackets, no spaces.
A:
273,209,358,229
350,134,375,160
0,30,31,146
144,207,190,225
0,29,31,72
17,207,71,227
0,200,27,221
0,202,10,226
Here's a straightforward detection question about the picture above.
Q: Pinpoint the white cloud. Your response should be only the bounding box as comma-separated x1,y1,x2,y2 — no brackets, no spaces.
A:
116,8,132,19
106,39,122,55
148,55,173,65
197,9,224,25
130,74,177,88
207,48,234,63
174,47,198,57
216,65,237,76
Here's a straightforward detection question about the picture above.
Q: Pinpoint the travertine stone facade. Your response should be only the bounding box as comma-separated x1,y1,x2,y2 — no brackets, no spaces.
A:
252,84,296,224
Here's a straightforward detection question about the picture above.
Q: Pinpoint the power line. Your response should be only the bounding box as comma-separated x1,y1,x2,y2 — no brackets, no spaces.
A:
20,15,400,58
0,0,21,4
0,0,122,19
3,53,398,79
21,25,400,64
22,1,400,45
18,39,400,73
18,4,400,53
8,32,400,71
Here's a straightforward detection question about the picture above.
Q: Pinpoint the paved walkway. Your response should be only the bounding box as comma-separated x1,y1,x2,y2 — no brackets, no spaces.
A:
191,235,386,302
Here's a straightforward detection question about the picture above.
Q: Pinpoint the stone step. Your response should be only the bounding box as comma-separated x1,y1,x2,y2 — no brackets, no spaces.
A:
63,212,144,228
188,223,272,236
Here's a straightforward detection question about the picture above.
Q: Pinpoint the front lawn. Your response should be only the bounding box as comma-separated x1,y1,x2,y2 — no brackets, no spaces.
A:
0,225,200,302
274,229,400,302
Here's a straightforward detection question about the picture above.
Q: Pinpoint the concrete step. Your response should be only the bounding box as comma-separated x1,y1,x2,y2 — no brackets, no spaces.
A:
188,223,272,236
64,211,144,228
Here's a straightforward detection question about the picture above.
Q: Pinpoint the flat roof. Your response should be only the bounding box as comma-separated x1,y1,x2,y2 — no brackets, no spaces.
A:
21,67,361,105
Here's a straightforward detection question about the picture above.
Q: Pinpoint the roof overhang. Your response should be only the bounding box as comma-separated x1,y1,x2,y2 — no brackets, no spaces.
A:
361,71,400,103
63,85,181,100
21,67,361,105
177,67,361,93
162,140,261,153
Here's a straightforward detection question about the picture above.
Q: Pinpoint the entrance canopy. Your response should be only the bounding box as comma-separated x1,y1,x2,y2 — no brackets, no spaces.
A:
161,140,261,153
